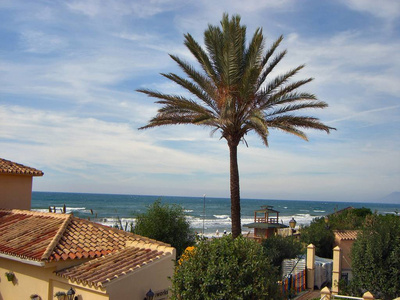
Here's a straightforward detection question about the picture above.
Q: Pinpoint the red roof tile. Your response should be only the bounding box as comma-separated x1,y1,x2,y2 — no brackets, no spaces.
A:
0,209,169,263
56,246,172,287
0,158,44,176
0,210,69,261
334,230,359,240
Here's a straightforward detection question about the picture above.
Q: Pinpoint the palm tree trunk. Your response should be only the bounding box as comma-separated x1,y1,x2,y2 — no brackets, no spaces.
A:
229,143,241,238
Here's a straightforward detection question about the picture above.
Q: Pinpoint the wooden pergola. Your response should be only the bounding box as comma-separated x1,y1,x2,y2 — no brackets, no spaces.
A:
244,205,288,241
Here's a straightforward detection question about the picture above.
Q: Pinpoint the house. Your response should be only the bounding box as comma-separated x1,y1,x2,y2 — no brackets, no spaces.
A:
333,230,358,282
0,209,176,300
0,158,43,210
244,205,288,241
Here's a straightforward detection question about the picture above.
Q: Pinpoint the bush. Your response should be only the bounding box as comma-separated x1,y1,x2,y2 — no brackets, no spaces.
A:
349,214,400,300
171,236,279,299
300,208,372,258
328,207,372,230
133,200,195,258
262,235,303,269
300,217,335,258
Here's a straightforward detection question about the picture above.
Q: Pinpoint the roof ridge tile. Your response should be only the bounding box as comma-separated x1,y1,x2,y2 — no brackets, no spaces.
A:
0,209,70,219
126,240,174,254
41,214,72,260
0,158,43,176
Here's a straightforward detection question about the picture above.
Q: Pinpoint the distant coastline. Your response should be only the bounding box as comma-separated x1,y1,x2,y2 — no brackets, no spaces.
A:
381,192,400,204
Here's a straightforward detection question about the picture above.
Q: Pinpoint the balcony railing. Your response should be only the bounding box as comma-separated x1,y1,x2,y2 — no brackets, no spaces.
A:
255,217,279,223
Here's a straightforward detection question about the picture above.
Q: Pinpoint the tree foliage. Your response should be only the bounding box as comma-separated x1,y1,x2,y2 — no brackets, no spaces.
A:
328,207,372,230
171,236,280,299
138,13,333,238
300,217,335,258
349,214,400,299
262,235,303,269
133,200,195,258
300,208,372,258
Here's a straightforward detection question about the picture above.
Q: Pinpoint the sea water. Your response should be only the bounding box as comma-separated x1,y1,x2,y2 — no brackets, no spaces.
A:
31,191,400,237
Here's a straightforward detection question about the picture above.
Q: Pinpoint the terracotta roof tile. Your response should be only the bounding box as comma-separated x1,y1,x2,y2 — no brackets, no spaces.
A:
334,230,359,240
0,158,43,176
0,210,69,261
0,209,170,263
56,246,172,287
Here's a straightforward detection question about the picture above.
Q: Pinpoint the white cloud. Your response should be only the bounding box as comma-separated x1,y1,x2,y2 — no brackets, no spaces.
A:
0,105,227,178
66,0,182,18
20,30,67,54
0,0,399,201
340,0,400,21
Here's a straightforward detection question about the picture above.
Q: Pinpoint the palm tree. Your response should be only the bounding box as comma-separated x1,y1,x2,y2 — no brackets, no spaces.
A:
138,14,334,238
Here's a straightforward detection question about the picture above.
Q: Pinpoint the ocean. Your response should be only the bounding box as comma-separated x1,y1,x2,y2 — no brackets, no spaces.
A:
31,191,400,237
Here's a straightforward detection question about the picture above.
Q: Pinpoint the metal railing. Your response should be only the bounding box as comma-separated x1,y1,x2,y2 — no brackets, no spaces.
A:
255,217,278,223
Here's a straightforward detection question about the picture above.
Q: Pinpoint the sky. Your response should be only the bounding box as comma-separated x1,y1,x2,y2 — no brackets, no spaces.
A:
0,0,399,203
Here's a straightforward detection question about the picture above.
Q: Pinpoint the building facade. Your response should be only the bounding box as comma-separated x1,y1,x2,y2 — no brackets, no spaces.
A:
0,209,175,300
0,158,43,210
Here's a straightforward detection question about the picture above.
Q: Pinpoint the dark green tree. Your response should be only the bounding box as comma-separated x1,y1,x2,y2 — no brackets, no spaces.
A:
138,14,334,238
300,208,373,258
349,214,400,299
300,217,335,258
133,200,195,258
328,207,372,230
262,235,303,269
172,235,279,299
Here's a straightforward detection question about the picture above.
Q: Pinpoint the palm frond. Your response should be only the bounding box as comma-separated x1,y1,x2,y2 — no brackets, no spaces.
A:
267,115,334,133
236,109,268,145
266,78,314,104
228,17,246,86
169,55,217,101
258,65,305,101
137,88,192,104
137,89,216,118
271,124,308,141
139,115,200,129
258,92,317,109
204,24,224,83
161,72,218,112
184,33,218,83
265,101,329,117
241,28,264,101
257,50,287,90
260,35,283,68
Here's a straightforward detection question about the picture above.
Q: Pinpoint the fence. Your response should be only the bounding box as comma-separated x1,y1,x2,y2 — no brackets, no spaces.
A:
281,269,307,297
320,287,375,300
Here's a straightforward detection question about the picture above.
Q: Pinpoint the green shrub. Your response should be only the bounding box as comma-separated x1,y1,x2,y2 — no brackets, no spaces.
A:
133,200,195,258
262,235,303,269
328,207,372,230
172,235,279,299
350,214,400,300
300,207,372,258
300,217,335,258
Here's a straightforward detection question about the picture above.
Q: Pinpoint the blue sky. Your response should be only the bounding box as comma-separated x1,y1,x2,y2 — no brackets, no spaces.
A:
0,0,399,202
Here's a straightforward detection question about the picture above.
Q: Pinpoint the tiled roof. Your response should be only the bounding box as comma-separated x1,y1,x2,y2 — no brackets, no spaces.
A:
334,230,359,240
0,209,169,263
56,246,172,287
0,210,69,261
0,158,44,176
49,218,168,261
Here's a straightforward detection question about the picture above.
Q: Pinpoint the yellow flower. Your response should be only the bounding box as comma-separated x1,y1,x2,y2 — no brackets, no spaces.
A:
178,246,195,265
